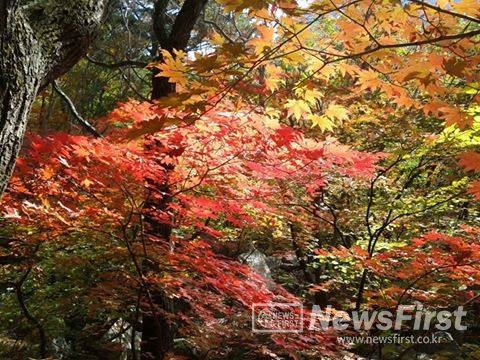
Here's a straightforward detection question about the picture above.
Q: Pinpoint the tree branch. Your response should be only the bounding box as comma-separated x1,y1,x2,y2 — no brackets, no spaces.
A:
410,0,480,25
52,81,102,138
323,29,480,68
14,267,48,358
86,55,147,69
0,254,24,264
202,17,234,43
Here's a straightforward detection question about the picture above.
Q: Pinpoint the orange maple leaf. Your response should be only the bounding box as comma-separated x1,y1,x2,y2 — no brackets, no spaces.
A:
468,180,480,200
459,151,480,172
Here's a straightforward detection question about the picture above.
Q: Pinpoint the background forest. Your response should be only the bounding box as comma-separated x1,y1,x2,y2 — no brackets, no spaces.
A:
0,0,479,359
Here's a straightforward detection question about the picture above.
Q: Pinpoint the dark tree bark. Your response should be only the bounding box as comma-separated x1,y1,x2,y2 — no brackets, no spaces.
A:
151,0,208,99
140,1,208,359
0,0,108,195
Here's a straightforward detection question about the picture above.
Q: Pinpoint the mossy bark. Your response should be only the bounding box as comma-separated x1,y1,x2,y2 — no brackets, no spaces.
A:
0,0,107,195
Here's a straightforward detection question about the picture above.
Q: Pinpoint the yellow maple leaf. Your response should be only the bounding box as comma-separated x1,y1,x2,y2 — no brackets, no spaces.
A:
285,99,310,120
81,178,93,188
453,0,480,15
295,87,323,105
156,50,188,86
40,166,55,180
264,64,283,92
325,103,349,121
308,114,335,131
249,26,275,55
437,0,450,8
217,0,267,12
357,70,382,91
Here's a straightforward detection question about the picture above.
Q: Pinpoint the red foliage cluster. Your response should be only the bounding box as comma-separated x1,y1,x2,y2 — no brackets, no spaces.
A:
1,101,380,356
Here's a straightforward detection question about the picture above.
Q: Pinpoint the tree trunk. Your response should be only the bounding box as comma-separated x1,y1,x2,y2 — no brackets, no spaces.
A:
0,0,107,196
151,0,208,99
140,1,208,359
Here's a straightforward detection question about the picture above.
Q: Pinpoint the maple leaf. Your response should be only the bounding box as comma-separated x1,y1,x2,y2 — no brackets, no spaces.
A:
439,106,473,129
81,178,93,188
249,26,275,55
357,69,382,91
324,103,349,121
215,0,268,12
285,99,310,120
453,0,480,15
274,126,298,146
423,101,448,117
125,116,169,139
469,180,480,200
459,151,480,172
308,114,334,131
154,49,188,86
40,166,55,180
443,58,468,77
264,64,283,92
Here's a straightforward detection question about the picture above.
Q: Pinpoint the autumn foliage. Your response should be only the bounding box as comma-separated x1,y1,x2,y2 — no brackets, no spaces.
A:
1,0,480,359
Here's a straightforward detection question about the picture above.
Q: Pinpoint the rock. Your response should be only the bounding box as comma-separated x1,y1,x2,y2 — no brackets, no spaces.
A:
239,249,272,279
